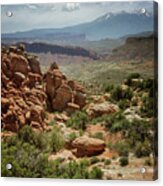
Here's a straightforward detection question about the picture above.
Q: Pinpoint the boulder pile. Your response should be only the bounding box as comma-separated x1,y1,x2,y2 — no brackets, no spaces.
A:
1,45,47,132
45,62,86,113
1,45,87,132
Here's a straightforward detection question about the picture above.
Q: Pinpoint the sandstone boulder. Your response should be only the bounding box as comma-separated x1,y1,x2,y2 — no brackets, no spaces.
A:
87,101,119,118
28,56,42,74
48,150,76,162
72,136,105,157
13,72,26,86
10,53,30,76
66,102,80,114
52,84,73,111
74,91,86,108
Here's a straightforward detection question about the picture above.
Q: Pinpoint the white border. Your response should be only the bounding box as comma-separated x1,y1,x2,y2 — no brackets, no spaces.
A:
0,0,162,186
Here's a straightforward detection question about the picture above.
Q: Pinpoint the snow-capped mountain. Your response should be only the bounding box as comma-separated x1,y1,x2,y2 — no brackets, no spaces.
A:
2,11,154,41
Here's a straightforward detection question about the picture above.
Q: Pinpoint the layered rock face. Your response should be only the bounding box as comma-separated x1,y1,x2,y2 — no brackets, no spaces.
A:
1,45,47,132
45,62,86,113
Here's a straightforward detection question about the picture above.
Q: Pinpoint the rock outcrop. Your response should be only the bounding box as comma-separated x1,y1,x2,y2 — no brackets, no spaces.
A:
1,45,87,132
45,62,86,113
72,136,105,157
1,45,47,132
86,101,119,118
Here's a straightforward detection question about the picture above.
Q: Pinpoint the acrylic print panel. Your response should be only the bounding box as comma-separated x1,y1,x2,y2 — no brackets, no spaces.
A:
1,1,158,180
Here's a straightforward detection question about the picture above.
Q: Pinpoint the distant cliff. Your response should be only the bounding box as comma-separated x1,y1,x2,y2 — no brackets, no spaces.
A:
2,42,98,60
110,35,156,61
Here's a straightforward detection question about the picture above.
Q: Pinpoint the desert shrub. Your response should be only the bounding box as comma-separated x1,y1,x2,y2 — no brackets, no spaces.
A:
66,110,88,130
134,141,151,158
105,114,153,158
92,112,129,131
90,156,100,164
127,73,141,80
104,159,111,165
17,125,65,153
119,157,129,167
140,78,154,90
68,132,77,142
48,121,55,126
60,160,89,179
114,142,130,157
1,140,55,177
125,73,141,86
109,117,130,133
118,99,130,110
141,97,154,117
105,84,114,92
127,119,152,147
2,127,103,179
18,125,48,151
49,126,65,153
91,114,110,125
88,166,103,179
91,132,103,140
111,86,133,101
59,159,103,179
18,125,35,143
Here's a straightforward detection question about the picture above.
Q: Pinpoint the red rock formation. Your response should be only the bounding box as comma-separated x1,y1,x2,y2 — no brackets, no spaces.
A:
1,45,47,132
1,45,87,132
45,62,86,113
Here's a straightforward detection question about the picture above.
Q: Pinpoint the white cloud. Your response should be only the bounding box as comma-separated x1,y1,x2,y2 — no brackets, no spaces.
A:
62,3,80,12
1,2,154,33
27,4,38,9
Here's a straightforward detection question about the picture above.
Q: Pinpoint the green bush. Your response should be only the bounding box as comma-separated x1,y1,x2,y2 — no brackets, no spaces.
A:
105,84,114,92
60,160,89,179
88,166,103,179
103,111,130,132
125,73,141,86
18,125,49,151
127,119,152,146
67,132,77,142
59,159,103,179
141,97,155,117
2,141,55,177
114,142,130,157
50,127,65,153
90,157,100,164
66,111,88,130
134,141,151,158
118,99,130,110
1,126,67,178
104,159,111,165
127,73,141,80
2,126,104,179
111,86,133,101
91,132,103,140
119,157,129,167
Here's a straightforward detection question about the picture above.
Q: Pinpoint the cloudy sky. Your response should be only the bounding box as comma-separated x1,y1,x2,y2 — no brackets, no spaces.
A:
1,1,154,33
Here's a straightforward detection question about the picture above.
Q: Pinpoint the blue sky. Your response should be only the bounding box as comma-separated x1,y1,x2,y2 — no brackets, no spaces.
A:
1,1,154,33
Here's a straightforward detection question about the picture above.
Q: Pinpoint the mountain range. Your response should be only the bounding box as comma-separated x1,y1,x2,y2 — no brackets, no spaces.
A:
2,11,154,41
